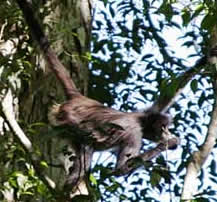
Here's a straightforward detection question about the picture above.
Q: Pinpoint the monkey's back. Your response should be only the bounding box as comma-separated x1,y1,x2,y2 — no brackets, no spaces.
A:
49,94,143,149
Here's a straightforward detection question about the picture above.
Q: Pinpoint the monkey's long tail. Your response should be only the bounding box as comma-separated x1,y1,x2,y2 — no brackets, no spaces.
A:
16,0,79,99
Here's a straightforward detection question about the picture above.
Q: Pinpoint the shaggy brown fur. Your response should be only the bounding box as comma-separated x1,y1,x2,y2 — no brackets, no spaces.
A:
16,0,179,192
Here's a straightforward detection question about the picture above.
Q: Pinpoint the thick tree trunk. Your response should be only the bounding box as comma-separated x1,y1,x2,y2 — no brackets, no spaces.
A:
0,0,92,200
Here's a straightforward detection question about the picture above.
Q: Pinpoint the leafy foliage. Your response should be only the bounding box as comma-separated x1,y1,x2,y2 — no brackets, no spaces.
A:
89,0,217,201
1,0,217,201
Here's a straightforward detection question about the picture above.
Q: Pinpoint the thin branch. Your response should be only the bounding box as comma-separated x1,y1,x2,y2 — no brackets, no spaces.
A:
146,11,187,69
111,135,179,177
1,90,56,193
1,90,33,152
0,20,7,41
146,11,208,113
153,56,207,113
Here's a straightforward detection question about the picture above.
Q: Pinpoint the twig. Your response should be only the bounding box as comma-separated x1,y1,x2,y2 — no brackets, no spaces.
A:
153,56,207,113
0,20,7,41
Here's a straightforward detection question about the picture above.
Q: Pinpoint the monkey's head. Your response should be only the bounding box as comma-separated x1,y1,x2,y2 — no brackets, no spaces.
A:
139,110,179,149
139,111,172,142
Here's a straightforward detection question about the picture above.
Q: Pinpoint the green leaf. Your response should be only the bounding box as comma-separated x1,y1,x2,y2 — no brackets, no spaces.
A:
29,122,46,128
158,2,174,21
106,183,120,193
12,171,23,177
9,178,18,188
190,79,198,93
201,13,217,31
191,4,204,20
40,161,48,168
198,91,205,107
28,167,35,177
89,174,97,185
102,0,108,6
22,191,34,196
150,171,161,187
93,40,108,53
194,198,209,202
182,8,191,26
141,54,153,60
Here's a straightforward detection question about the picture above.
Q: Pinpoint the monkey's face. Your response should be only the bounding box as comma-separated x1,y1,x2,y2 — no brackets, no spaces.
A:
140,112,171,142
143,112,179,149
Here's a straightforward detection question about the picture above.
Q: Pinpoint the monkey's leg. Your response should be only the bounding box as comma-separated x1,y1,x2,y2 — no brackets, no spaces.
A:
63,144,93,193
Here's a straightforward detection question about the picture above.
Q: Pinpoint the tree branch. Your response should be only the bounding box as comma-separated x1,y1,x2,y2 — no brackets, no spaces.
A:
112,132,179,176
146,11,208,113
181,78,217,201
1,90,56,194
153,56,207,113
181,27,217,201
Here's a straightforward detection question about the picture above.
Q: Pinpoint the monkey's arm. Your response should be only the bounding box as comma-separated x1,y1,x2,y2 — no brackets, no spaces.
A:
113,137,179,176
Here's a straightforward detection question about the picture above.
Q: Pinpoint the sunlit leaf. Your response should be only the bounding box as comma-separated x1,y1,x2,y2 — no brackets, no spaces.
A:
89,174,98,185
150,171,161,187
40,161,48,168
191,4,204,20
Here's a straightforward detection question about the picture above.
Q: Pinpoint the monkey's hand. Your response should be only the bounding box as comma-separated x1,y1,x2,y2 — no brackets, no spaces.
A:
158,136,180,150
161,127,180,150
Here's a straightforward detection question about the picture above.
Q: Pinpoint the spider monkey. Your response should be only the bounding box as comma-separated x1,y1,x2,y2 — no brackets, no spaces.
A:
16,0,179,192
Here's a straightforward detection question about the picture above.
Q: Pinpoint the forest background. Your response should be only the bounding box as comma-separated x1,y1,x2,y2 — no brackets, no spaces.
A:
1,0,217,202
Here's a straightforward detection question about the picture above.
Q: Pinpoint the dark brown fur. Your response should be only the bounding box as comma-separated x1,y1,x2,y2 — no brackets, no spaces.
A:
48,95,174,169
16,0,179,192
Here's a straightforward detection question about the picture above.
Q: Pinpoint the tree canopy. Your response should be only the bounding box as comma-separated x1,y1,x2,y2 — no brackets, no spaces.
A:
1,0,217,201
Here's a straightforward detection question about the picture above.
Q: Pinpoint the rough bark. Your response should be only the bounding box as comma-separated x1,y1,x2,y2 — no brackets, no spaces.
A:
0,0,92,200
